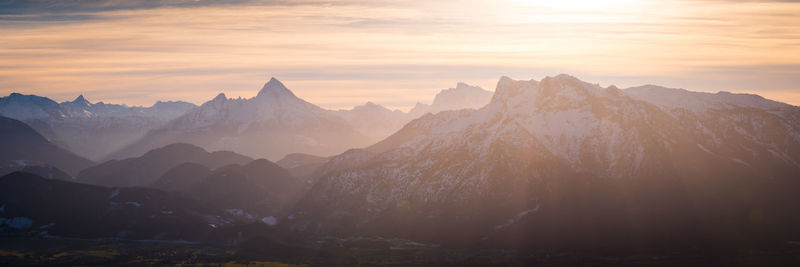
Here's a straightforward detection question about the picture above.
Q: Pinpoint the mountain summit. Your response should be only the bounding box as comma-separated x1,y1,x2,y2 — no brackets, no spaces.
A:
111,78,370,160
256,77,296,99
70,95,92,108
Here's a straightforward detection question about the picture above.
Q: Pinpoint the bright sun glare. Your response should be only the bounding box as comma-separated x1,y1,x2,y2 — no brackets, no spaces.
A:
514,0,641,11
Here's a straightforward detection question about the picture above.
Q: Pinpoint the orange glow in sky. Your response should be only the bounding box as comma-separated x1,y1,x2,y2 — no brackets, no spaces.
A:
1,0,799,109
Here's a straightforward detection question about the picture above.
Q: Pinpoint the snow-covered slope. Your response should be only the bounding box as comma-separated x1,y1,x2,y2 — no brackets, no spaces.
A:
291,74,800,246
0,93,65,120
112,78,372,161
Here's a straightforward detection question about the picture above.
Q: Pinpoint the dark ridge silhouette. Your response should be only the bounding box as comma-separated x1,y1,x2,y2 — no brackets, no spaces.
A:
0,116,93,175
77,143,252,187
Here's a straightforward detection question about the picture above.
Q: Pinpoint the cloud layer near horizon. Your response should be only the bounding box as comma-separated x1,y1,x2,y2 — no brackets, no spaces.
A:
1,0,799,109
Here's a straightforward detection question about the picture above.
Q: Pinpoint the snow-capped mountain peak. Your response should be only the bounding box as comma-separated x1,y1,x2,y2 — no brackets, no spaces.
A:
256,77,296,99
0,92,65,120
117,78,370,161
71,94,92,107
60,94,95,117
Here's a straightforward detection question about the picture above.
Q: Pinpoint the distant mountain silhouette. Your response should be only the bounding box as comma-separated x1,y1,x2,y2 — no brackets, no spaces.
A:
335,102,409,140
409,82,493,117
337,82,493,140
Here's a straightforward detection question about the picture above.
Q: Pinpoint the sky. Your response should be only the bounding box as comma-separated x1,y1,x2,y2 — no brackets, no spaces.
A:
1,0,799,110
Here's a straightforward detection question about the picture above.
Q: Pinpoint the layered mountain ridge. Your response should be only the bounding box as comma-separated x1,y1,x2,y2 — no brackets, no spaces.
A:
77,143,253,187
111,78,492,161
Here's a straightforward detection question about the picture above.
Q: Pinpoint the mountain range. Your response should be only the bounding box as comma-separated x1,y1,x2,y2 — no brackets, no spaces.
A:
1,78,494,164
2,74,800,262
106,78,493,160
0,93,196,161
290,74,800,247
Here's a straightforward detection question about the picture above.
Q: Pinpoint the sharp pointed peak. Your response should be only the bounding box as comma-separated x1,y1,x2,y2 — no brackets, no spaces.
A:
73,94,91,104
257,77,296,99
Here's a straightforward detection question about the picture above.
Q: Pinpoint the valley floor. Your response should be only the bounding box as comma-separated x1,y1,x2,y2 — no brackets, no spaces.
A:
2,237,800,266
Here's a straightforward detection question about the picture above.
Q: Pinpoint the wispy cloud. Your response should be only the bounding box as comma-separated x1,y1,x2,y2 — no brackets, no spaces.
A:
0,0,798,108
0,0,266,14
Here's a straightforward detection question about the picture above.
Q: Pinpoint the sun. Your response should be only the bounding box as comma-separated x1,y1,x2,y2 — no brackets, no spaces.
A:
510,0,642,11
